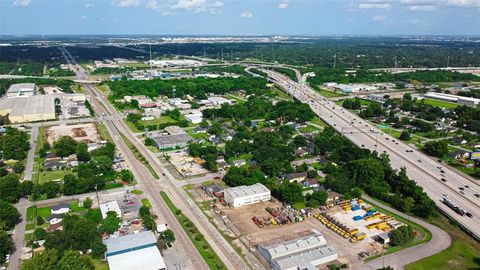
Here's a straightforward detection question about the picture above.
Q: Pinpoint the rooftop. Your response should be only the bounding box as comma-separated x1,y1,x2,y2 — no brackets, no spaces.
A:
104,230,157,257
224,183,270,199
7,83,36,93
152,133,192,146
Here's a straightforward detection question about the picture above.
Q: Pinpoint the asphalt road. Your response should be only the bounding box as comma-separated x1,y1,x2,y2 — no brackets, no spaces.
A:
264,69,480,240
23,126,38,181
62,47,252,270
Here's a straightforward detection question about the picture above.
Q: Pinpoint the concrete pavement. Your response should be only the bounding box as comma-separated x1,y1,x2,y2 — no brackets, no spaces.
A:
23,126,38,181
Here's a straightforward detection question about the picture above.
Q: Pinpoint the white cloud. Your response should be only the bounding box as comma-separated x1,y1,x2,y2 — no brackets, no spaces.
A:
445,0,480,7
80,15,87,20
171,0,224,14
407,4,437,10
278,1,288,9
111,0,141,7
240,11,253,18
358,2,391,9
84,3,95,9
12,0,31,7
406,18,431,25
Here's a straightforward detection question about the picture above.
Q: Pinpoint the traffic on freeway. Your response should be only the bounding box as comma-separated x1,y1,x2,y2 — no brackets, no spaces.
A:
263,69,480,240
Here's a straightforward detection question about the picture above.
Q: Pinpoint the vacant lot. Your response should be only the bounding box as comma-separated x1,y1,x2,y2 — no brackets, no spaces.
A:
46,123,101,144
421,98,458,109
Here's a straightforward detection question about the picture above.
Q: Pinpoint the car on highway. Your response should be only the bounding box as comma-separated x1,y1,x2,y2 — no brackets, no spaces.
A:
466,212,473,218
441,178,447,182
459,187,464,190
474,193,480,198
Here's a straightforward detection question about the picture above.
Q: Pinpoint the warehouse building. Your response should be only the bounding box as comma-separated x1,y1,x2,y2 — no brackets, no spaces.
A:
424,92,480,107
6,83,36,97
103,231,166,270
0,95,56,123
152,133,193,150
224,183,270,208
257,229,338,270
100,200,122,219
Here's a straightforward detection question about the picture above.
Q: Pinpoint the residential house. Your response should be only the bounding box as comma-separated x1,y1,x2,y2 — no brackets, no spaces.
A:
46,214,63,225
303,179,320,188
51,203,70,214
281,172,308,183
231,159,246,167
449,149,470,160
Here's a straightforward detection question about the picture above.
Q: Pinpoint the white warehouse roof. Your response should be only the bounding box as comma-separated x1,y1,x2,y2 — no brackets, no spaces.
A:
7,83,36,94
100,200,122,219
224,183,270,200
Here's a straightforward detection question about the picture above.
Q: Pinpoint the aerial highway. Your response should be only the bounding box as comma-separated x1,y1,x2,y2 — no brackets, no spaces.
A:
61,47,254,270
263,69,480,241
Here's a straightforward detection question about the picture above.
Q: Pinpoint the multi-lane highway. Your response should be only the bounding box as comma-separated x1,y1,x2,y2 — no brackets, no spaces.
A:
263,69,480,240
61,47,253,270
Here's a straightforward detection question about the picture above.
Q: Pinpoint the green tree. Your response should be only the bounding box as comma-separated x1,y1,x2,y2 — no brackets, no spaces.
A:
21,249,59,270
100,211,121,234
390,226,414,246
54,136,78,157
34,228,47,240
422,140,449,158
75,142,91,162
307,190,328,207
162,229,176,243
83,198,93,209
57,250,94,270
280,182,305,204
0,174,21,203
399,131,411,141
0,200,20,230
13,161,25,173
0,230,14,264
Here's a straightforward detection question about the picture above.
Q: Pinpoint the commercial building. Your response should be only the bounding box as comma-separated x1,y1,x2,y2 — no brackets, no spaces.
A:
334,84,377,93
165,125,187,135
6,83,36,97
100,201,122,219
0,95,56,123
185,111,203,124
152,133,193,150
103,231,166,270
257,229,338,270
207,96,233,106
424,92,480,107
224,183,271,208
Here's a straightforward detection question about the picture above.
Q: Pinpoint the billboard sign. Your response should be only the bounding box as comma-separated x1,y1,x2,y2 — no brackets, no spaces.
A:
470,151,480,160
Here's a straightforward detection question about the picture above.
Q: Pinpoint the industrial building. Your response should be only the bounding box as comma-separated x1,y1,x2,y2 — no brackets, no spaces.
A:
224,183,271,208
6,83,36,97
185,111,203,124
152,133,193,150
103,231,166,270
0,95,56,123
332,84,377,93
424,92,480,107
257,229,338,270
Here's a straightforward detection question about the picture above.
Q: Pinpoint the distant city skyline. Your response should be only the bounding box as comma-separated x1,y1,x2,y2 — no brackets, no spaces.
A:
1,0,479,36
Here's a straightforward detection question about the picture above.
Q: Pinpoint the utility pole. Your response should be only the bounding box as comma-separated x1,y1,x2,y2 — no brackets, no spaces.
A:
447,55,450,68
394,56,398,68
333,53,337,69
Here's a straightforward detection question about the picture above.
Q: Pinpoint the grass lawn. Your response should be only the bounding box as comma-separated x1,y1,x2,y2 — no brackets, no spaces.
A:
120,134,159,179
96,123,114,143
299,125,321,133
269,87,293,101
141,116,177,126
35,126,47,152
227,153,252,163
146,144,160,153
226,94,246,104
160,191,227,270
292,202,307,210
27,205,52,222
36,169,73,184
141,198,152,209
421,98,458,109
309,117,328,127
131,189,143,195
314,87,345,98
69,201,88,212
92,259,109,270
406,213,480,270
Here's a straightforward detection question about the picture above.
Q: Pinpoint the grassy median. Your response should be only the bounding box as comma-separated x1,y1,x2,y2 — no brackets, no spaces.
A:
160,191,227,270
119,133,159,179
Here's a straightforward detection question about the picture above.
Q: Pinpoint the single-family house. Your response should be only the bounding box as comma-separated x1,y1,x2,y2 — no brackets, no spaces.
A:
46,214,63,225
281,172,308,183
51,203,70,214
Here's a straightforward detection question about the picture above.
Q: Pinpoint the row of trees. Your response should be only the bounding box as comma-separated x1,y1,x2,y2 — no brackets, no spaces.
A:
0,127,30,161
107,76,267,101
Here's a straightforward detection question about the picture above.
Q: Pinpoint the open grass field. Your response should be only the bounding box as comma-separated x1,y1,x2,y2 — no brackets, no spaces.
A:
96,123,113,143
421,98,458,109
120,133,159,179
35,168,73,184
314,87,345,98
309,117,328,128
406,214,480,270
269,87,293,101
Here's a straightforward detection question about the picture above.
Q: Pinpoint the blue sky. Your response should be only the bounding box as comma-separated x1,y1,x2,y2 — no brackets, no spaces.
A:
1,0,479,35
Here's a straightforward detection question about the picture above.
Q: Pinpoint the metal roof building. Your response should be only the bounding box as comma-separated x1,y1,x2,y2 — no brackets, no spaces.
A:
152,133,193,150
0,95,56,123
100,200,122,219
103,231,166,270
257,229,338,270
224,183,270,208
6,83,36,97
